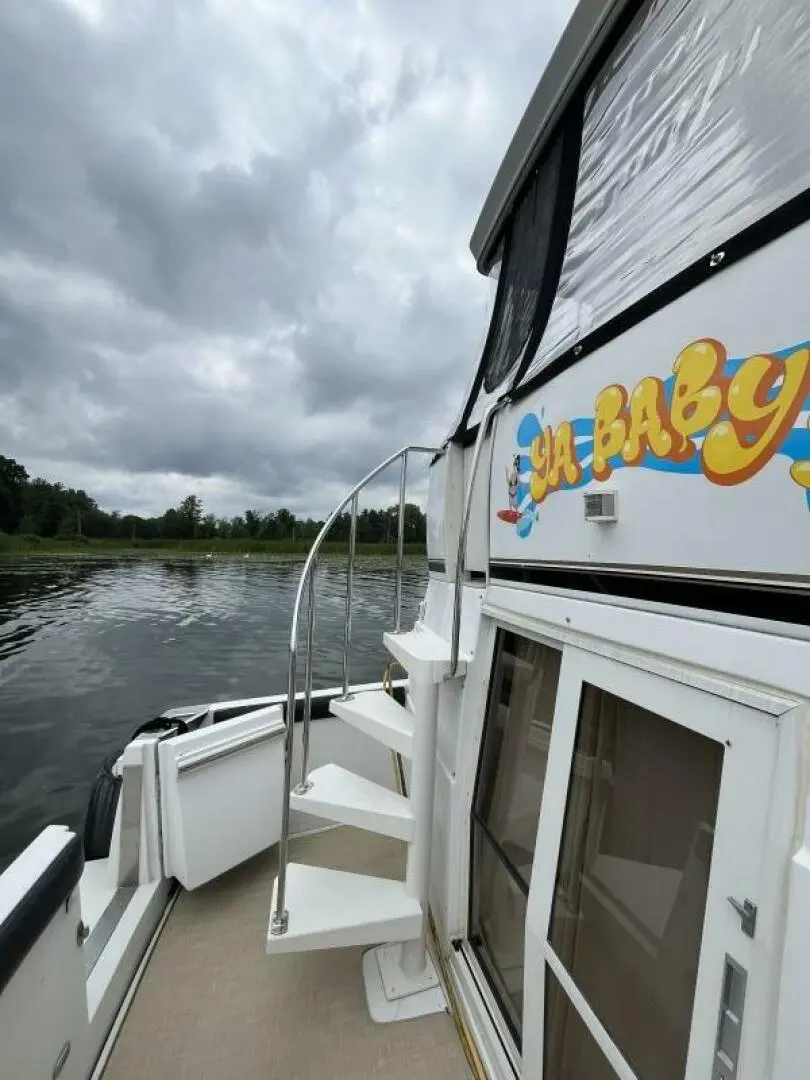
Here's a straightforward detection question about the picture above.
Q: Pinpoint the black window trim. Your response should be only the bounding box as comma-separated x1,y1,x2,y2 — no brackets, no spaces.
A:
453,97,585,438
452,181,810,450
489,562,810,628
468,836,526,1050
468,627,522,1047
472,0,646,273
453,0,810,446
471,811,531,899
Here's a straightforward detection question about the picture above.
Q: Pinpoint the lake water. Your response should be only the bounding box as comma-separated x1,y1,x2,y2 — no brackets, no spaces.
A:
0,555,427,869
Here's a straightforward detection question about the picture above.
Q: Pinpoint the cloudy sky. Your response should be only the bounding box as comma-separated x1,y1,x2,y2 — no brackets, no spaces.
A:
0,0,573,520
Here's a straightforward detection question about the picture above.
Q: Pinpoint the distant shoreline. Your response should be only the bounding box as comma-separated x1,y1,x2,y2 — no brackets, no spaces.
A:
0,536,427,559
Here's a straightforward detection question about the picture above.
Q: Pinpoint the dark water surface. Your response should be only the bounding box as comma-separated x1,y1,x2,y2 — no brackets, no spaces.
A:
0,555,427,868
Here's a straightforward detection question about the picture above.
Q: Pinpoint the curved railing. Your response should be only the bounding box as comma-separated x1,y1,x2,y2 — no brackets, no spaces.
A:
271,445,443,936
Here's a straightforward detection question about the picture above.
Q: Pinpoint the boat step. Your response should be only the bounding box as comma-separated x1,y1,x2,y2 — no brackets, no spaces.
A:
330,690,414,758
266,863,422,955
384,625,469,683
290,764,415,841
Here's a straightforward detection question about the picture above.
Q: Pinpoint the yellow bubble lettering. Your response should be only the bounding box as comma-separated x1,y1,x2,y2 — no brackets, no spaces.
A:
592,385,628,481
622,376,678,465
789,415,810,490
529,428,553,504
549,421,582,489
702,348,810,485
670,339,726,458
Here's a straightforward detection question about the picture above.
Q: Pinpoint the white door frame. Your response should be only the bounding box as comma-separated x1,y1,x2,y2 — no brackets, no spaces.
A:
446,603,802,1080
522,645,797,1080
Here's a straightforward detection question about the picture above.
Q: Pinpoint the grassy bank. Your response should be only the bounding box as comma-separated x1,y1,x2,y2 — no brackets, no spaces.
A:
0,534,427,559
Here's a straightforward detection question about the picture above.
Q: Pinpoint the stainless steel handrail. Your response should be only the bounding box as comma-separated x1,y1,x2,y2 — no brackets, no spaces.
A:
448,398,506,678
271,444,443,936
394,451,408,632
293,562,316,795
340,494,358,700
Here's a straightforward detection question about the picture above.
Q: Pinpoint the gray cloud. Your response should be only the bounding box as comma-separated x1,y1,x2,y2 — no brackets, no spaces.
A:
0,0,573,518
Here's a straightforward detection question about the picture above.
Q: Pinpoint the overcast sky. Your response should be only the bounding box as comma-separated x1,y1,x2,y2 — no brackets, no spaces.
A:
0,0,573,520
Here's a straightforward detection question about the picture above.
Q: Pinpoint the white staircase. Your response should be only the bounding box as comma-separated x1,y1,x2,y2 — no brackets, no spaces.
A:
266,863,423,956
267,623,469,1022
330,689,415,758
289,762,415,841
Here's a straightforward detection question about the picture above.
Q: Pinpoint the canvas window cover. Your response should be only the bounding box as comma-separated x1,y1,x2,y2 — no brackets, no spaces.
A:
524,0,810,379
478,130,566,394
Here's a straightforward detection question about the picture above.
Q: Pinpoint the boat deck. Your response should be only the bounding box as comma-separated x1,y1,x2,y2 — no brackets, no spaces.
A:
102,827,470,1079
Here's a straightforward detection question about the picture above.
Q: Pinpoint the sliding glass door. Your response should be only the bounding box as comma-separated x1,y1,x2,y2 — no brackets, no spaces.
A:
525,649,777,1080
469,629,562,1044
468,631,778,1079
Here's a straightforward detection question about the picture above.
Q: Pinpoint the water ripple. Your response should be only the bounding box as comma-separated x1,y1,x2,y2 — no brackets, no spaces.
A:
0,555,427,868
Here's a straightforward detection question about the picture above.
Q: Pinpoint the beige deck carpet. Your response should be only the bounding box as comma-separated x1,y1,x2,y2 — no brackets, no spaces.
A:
103,828,470,1080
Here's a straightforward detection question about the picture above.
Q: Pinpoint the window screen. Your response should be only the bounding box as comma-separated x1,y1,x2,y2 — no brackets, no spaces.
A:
454,103,583,434
481,133,564,393
525,0,810,379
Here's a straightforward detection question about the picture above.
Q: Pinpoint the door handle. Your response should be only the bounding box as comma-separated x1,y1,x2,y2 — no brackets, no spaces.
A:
727,896,757,938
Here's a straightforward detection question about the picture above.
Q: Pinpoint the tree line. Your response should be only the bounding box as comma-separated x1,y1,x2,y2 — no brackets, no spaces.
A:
0,455,427,544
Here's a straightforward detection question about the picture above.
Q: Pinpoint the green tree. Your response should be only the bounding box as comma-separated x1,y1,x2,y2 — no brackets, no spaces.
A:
229,515,248,539
274,508,295,540
23,478,64,537
0,456,29,533
177,495,203,539
244,509,264,537
160,508,181,539
402,502,426,542
200,514,218,540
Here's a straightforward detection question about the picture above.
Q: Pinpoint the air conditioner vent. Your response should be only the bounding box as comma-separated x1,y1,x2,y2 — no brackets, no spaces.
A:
584,490,618,523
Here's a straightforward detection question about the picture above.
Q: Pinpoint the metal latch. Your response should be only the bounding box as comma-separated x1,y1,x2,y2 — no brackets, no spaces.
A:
727,897,757,938
53,1041,71,1079
714,955,747,1079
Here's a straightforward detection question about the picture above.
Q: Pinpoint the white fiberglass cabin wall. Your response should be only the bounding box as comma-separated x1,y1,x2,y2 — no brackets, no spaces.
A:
423,0,810,1078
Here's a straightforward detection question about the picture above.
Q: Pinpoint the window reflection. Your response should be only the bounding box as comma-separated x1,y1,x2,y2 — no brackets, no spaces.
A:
470,631,562,1043
547,683,723,1080
475,633,562,887
544,968,618,1080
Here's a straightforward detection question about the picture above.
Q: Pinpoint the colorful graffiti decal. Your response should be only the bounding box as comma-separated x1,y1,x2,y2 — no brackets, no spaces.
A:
498,338,810,538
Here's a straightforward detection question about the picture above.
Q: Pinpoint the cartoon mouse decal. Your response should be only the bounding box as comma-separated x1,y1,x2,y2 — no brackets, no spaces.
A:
497,453,524,525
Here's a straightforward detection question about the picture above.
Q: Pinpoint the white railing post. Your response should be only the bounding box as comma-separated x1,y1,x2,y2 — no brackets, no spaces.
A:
401,676,440,976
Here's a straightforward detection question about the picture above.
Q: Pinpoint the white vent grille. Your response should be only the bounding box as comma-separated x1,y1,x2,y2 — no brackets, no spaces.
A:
584,490,618,523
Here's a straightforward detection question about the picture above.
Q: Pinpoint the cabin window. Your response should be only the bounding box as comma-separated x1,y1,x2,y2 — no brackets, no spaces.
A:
470,630,562,1042
480,132,566,394
453,102,583,435
526,0,810,378
543,682,723,1080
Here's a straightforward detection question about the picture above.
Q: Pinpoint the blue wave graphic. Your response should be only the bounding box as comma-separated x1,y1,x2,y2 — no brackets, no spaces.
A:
509,344,810,534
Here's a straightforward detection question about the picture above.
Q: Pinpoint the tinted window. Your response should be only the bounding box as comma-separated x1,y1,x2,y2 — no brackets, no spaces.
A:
470,631,562,1042
546,683,723,1080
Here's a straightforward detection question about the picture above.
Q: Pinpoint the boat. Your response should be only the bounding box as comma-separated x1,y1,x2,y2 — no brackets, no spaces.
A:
3,0,810,1076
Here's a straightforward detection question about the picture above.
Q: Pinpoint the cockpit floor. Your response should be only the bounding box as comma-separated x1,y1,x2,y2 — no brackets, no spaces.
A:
102,827,470,1079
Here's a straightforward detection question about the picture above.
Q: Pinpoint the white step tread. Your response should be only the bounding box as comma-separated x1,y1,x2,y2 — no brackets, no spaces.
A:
266,863,423,955
384,625,470,683
330,690,414,758
290,764,415,841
